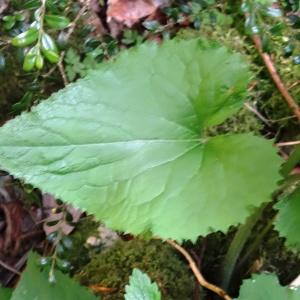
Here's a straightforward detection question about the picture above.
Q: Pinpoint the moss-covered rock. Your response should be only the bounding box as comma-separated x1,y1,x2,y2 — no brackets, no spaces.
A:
74,239,194,300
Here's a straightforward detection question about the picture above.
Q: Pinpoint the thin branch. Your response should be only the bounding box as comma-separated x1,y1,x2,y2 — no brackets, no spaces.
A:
288,80,300,90
58,60,69,86
3,253,28,286
166,240,232,300
65,4,88,41
277,141,300,147
244,102,272,126
250,34,300,122
43,3,88,82
0,260,21,276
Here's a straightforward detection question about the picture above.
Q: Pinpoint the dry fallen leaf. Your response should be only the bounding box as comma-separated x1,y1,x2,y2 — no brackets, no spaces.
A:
107,0,168,27
42,193,82,236
0,0,8,15
89,284,117,293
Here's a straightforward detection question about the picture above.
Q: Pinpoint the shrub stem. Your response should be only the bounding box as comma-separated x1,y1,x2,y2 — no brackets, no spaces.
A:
166,239,232,300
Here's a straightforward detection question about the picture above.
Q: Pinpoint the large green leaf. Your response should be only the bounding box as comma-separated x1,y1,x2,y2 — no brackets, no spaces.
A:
0,39,282,240
238,273,300,299
10,253,98,300
125,268,161,300
275,187,300,252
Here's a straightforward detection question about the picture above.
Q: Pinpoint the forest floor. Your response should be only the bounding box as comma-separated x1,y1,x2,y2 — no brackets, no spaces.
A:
0,0,300,299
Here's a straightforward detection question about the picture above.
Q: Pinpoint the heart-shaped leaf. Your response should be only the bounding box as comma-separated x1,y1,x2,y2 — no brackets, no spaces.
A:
0,39,282,240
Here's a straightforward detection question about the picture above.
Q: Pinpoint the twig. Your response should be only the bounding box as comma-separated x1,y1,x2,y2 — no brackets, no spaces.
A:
166,240,232,300
43,3,88,82
0,260,21,276
288,80,300,90
244,102,272,126
277,141,300,147
250,34,300,122
60,3,89,85
3,253,28,286
65,4,89,41
58,60,69,86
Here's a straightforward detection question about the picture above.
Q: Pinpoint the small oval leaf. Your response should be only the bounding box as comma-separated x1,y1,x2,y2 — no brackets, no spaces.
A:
57,31,68,49
22,0,40,9
3,15,16,30
30,21,41,29
41,33,58,52
41,33,59,63
45,14,70,29
11,28,39,47
42,49,60,63
35,53,44,69
23,46,38,72
15,13,26,22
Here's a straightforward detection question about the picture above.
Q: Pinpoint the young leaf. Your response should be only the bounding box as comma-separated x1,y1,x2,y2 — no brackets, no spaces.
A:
45,14,71,29
274,187,300,252
41,33,60,63
41,33,58,52
0,39,282,240
125,268,161,300
10,253,98,300
23,46,38,72
11,28,39,47
35,52,44,69
42,49,60,63
3,15,16,30
238,273,300,299
22,0,40,9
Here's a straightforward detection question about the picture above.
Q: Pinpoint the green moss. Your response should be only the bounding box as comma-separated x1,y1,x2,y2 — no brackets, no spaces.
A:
74,239,194,300
205,107,264,136
59,217,100,274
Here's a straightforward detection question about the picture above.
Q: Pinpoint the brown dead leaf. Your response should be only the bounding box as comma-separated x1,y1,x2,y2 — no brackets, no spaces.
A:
42,193,59,209
42,193,82,237
89,284,117,293
85,0,107,37
107,0,168,27
43,221,74,236
0,0,8,15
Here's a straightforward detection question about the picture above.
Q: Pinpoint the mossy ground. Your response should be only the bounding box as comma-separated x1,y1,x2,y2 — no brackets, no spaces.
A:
75,239,194,300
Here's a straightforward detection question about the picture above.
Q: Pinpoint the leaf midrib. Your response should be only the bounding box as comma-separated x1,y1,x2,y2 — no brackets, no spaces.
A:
0,138,206,148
